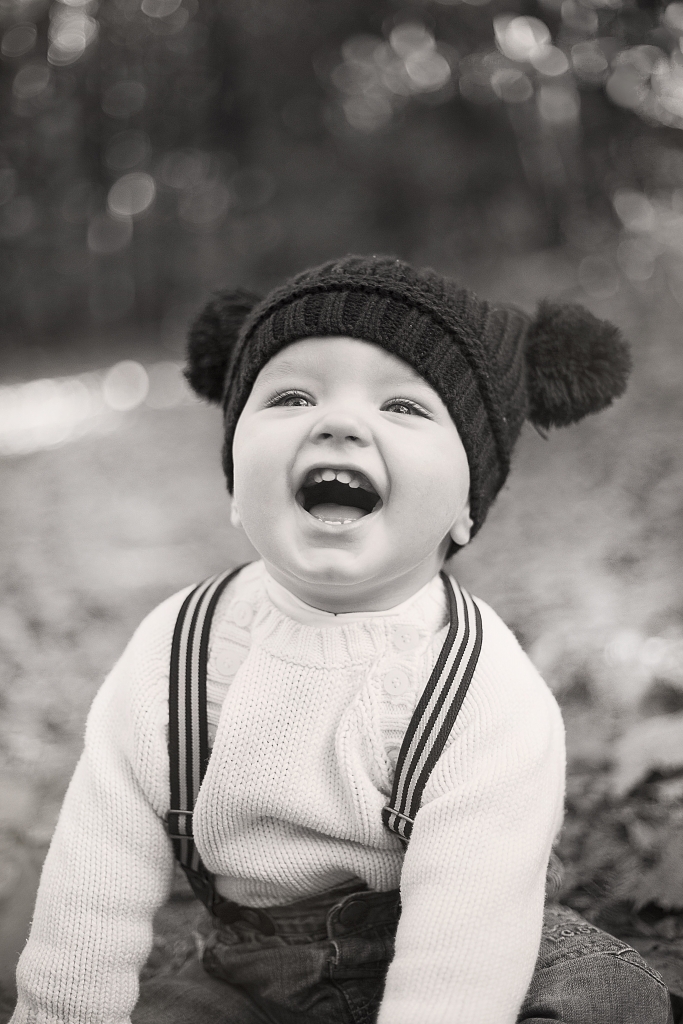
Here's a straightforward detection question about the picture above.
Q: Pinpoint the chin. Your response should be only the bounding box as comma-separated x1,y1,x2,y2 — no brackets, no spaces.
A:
288,546,383,587
301,557,376,587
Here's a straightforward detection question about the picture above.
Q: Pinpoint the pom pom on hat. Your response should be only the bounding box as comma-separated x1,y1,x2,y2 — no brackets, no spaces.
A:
525,300,632,430
185,287,261,404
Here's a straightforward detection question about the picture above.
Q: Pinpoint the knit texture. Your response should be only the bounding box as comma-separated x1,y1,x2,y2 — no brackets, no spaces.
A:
186,255,630,538
220,256,528,537
11,563,565,1024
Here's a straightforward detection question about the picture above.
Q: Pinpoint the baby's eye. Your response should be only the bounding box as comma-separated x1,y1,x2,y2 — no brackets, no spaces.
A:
267,390,313,408
382,398,429,417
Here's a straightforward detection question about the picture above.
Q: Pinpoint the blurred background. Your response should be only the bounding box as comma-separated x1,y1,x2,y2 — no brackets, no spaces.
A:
1,0,683,1015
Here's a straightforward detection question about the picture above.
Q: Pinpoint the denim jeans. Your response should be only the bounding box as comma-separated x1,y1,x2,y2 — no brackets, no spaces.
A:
132,882,673,1024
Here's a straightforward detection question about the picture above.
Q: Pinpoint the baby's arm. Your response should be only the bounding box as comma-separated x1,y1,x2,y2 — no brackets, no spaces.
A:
11,592,188,1024
378,598,565,1024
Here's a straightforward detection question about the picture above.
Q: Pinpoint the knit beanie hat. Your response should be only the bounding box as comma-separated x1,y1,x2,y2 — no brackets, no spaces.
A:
185,254,631,540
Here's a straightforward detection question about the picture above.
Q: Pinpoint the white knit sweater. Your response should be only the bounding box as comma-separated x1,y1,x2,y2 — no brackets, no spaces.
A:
11,561,565,1024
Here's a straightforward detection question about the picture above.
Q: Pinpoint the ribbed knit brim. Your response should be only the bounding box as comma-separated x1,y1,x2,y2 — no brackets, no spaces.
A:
220,256,530,537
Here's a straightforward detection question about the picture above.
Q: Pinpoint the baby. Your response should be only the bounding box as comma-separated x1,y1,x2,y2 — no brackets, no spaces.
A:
11,256,673,1024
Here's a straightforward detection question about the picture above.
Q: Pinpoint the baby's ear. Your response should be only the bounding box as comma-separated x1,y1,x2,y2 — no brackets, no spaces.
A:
525,300,632,430
185,288,261,404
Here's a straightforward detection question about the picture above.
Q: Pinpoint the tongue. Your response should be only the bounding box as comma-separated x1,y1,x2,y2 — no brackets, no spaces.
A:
309,503,366,524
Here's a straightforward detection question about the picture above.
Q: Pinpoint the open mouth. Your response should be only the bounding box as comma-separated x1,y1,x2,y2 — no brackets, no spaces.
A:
296,468,382,525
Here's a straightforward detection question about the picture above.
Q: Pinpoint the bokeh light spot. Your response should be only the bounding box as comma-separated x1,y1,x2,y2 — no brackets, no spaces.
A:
459,54,500,104
613,190,655,232
107,172,156,218
572,42,609,83
141,0,182,16
48,8,97,66
531,45,569,76
157,149,216,190
664,2,683,32
343,93,393,132
0,378,92,453
617,237,657,281
342,33,382,63
102,360,148,410
389,23,435,59
0,363,196,456
561,0,599,32
12,63,51,101
404,49,451,91
606,67,648,110
494,16,551,63
491,68,534,103
178,181,231,229
2,24,37,58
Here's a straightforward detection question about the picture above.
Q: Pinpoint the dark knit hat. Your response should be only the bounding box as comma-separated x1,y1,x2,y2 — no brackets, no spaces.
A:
185,254,631,539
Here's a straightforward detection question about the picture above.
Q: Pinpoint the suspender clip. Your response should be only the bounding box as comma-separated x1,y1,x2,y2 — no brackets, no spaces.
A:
383,807,414,826
167,808,194,839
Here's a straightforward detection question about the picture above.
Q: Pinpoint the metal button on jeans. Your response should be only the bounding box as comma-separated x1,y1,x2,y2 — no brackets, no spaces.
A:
338,899,369,927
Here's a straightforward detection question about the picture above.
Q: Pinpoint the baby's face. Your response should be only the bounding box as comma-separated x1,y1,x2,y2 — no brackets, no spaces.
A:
232,337,472,611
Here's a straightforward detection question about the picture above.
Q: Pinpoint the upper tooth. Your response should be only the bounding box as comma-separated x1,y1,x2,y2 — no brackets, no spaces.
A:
308,468,370,489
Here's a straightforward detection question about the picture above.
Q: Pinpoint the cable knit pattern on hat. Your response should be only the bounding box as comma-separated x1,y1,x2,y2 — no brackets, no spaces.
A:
11,562,565,1024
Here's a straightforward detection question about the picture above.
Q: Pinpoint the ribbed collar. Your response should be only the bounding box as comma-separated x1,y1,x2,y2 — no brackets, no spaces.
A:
222,563,450,669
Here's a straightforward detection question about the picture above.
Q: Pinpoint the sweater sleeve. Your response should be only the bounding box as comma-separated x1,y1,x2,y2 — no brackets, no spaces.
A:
377,597,566,1024
10,589,191,1024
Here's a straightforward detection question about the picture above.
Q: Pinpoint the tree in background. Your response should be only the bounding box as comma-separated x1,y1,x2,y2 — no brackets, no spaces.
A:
0,0,682,363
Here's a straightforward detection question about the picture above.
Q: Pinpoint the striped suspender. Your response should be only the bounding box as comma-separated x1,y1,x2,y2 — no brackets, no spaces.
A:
382,571,483,843
167,565,246,899
166,566,482,906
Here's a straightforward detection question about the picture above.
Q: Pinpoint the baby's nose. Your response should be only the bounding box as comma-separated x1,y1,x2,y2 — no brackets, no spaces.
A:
310,408,371,446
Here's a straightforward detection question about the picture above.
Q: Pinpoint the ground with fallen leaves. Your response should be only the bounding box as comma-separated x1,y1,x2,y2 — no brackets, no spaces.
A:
1,256,682,1020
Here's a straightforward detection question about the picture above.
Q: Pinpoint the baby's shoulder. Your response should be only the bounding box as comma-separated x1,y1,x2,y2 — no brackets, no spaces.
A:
447,581,563,737
132,561,262,648
421,583,565,798
114,561,263,701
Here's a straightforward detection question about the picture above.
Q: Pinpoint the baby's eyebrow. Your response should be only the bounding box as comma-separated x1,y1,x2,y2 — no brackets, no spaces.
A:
397,367,428,385
255,355,430,390
382,365,431,389
255,360,302,384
